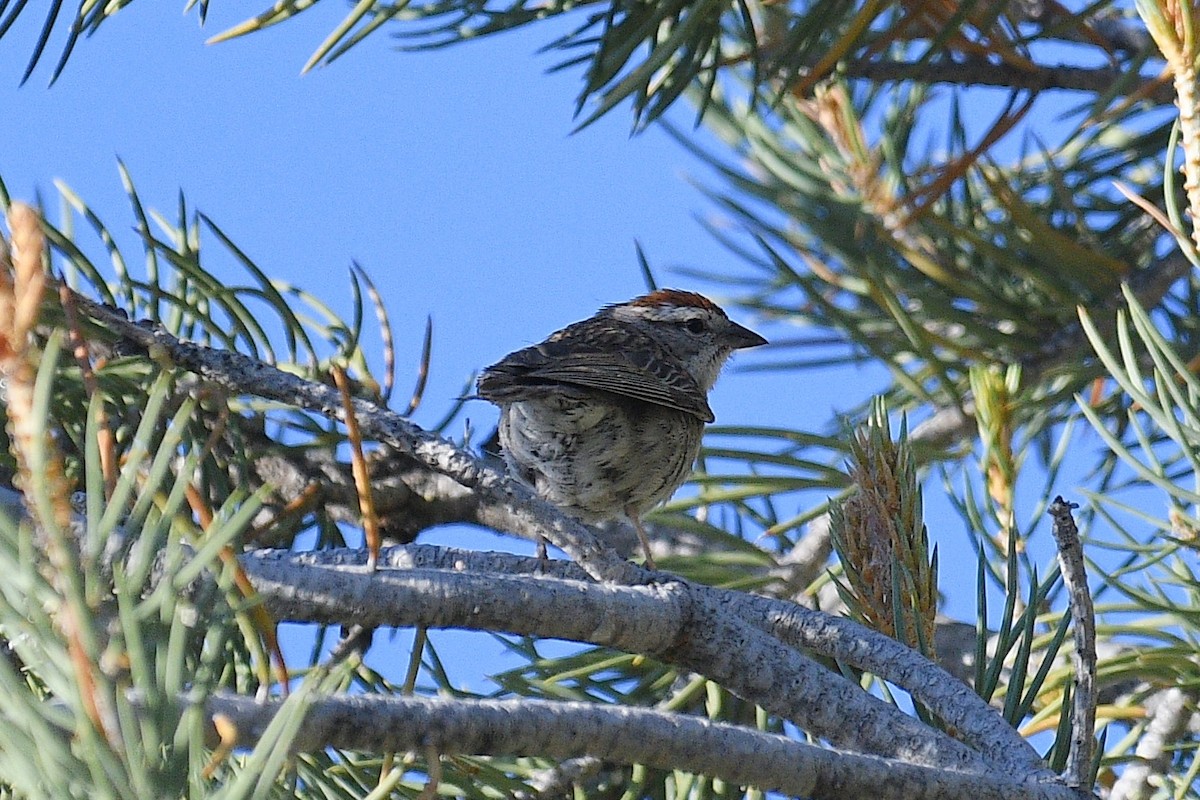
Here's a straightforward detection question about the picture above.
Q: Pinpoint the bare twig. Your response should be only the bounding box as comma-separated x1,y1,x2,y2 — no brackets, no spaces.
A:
1047,497,1096,790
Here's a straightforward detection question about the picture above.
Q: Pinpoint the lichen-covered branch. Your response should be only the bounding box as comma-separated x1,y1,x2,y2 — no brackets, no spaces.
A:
204,692,1083,800
240,546,1050,779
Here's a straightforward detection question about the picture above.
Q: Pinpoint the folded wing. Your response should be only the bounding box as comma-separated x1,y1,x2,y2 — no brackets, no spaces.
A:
478,323,714,423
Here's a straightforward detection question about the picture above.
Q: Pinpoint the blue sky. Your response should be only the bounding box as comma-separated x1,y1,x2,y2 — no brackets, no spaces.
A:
0,3,880,434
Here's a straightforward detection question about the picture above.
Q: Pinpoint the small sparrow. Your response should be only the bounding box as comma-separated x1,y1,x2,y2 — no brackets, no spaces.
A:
477,289,767,567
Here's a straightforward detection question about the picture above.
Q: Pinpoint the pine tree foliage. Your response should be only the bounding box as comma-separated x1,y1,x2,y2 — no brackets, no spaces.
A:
0,0,1199,796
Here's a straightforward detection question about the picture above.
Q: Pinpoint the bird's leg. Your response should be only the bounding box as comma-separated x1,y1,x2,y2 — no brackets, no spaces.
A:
626,506,657,570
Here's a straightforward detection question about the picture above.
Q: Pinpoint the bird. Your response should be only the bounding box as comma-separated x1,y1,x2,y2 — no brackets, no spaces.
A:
476,288,767,568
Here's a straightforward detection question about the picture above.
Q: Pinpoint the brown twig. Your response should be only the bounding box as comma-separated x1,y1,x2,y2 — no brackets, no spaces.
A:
332,364,382,570
836,57,1172,104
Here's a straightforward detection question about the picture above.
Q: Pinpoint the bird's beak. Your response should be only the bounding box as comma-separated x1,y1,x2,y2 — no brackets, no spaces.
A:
727,321,768,349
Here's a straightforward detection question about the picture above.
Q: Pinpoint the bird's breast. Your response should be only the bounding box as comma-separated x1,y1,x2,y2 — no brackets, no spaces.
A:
497,394,703,521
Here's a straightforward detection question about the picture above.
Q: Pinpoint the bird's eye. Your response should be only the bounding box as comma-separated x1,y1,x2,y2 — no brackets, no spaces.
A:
684,319,706,334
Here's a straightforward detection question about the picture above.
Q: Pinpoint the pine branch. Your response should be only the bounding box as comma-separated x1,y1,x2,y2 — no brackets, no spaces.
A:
240,545,1049,778
201,691,1084,800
